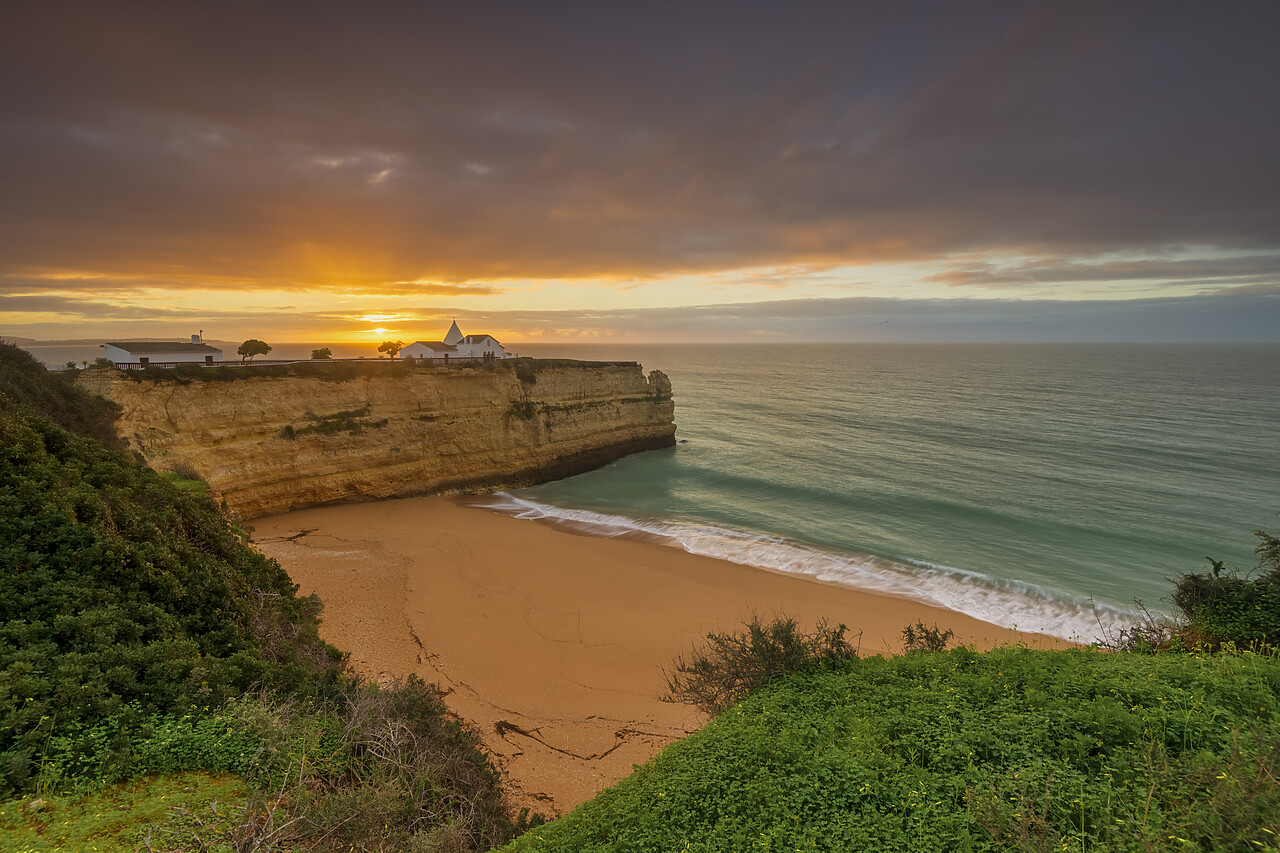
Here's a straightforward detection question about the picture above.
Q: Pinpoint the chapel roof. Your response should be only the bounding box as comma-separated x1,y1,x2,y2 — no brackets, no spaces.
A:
105,341,222,354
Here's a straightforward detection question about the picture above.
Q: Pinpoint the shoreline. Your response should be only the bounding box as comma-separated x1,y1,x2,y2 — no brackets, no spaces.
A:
253,496,1068,815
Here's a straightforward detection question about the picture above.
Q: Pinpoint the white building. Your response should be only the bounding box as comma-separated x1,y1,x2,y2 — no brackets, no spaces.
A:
103,335,223,367
399,340,458,360
400,321,515,361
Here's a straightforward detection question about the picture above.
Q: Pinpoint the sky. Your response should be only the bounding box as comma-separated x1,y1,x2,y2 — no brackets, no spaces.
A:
2,1,1278,345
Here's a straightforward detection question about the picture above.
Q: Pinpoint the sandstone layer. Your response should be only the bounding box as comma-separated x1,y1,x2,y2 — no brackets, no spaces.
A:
79,360,675,518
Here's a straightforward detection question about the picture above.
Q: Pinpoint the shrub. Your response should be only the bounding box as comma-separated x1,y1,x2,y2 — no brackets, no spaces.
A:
507,400,537,420
294,677,534,852
0,405,341,795
2,357,540,849
139,679,541,852
1172,579,1280,651
1094,599,1182,653
663,614,859,714
506,646,1280,853
1168,530,1280,650
0,340,123,449
1098,530,1280,653
901,620,955,653
293,407,388,437
514,360,537,385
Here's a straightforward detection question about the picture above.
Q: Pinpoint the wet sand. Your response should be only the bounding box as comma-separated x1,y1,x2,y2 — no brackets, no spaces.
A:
253,496,1065,815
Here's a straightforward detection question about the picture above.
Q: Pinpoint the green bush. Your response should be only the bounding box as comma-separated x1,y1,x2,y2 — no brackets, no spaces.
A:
663,614,859,714
507,646,1280,853
507,400,538,420
901,620,956,653
292,407,389,437
0,403,343,795
0,340,122,449
125,358,413,383
514,360,538,385
133,680,537,852
2,353,539,850
1170,530,1280,650
290,677,538,852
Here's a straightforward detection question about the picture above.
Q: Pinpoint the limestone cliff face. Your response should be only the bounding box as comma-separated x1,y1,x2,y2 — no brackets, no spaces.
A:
79,362,676,518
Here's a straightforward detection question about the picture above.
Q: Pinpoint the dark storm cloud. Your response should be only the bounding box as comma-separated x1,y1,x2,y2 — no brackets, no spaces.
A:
2,1,1278,287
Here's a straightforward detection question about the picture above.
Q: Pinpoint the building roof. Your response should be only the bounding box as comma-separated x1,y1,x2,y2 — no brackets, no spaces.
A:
443,320,464,345
105,341,222,354
460,334,502,346
407,341,457,352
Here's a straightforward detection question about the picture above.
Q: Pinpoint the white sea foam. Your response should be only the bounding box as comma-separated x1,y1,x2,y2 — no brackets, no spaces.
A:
484,492,1140,642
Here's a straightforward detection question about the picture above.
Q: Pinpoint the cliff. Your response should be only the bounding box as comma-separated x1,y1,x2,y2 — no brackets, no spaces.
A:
78,360,675,518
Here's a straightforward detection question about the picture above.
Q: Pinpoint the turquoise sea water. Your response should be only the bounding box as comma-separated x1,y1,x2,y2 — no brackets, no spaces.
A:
499,344,1280,640
20,339,1279,639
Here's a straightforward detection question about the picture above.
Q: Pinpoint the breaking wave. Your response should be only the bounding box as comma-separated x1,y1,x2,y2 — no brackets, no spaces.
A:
479,492,1138,642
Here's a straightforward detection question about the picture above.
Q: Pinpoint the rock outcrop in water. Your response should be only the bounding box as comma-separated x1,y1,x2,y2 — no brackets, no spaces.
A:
78,360,675,518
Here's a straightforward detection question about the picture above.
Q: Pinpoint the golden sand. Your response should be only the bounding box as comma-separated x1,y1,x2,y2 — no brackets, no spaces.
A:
253,496,1064,815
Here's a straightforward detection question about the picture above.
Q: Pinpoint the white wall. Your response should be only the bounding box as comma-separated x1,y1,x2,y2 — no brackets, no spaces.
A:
103,344,222,365
454,336,508,359
400,342,455,359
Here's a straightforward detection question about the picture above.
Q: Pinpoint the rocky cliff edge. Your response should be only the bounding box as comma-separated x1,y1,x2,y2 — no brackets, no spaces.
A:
78,360,676,518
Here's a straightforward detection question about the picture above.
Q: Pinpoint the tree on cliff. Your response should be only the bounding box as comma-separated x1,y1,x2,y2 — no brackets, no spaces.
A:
377,340,404,358
237,339,272,362
311,347,332,359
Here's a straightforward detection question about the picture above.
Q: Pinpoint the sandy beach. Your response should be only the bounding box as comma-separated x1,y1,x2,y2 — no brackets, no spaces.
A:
253,496,1066,815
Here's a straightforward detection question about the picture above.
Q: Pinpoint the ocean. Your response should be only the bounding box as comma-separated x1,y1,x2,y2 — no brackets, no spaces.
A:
493,343,1280,641
19,338,1280,641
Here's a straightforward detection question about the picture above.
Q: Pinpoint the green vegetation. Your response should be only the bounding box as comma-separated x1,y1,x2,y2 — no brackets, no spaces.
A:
158,470,209,494
513,357,639,386
126,358,414,383
0,384,343,796
901,621,956,654
507,400,538,420
105,353,628,386
513,358,634,371
663,615,859,714
292,407,389,437
0,342,537,850
378,339,405,358
8,336,1280,850
514,544,1280,853
515,360,538,385
0,770,246,851
619,388,673,405
0,341,122,450
539,401,608,415
310,347,333,359
1173,532,1280,649
235,339,271,362
1102,530,1280,654
508,644,1280,853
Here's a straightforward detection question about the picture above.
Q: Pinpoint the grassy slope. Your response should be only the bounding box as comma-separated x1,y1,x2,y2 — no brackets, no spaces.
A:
0,771,245,852
0,341,529,851
504,646,1280,853
0,389,341,795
